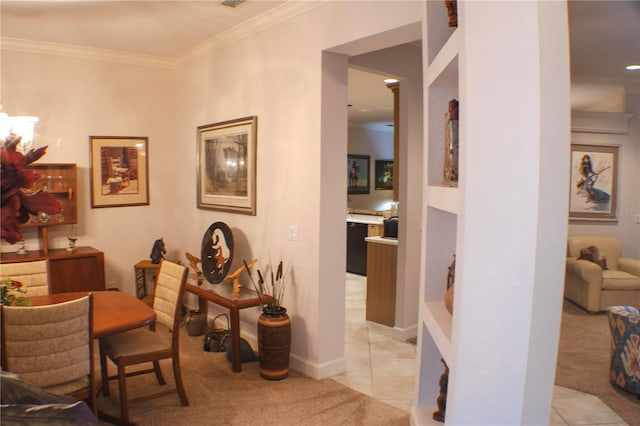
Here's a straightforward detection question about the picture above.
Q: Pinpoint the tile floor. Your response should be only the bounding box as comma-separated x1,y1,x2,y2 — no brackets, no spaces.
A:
333,273,629,425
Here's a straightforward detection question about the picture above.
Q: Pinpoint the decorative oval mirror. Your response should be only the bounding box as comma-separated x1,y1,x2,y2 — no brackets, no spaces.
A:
200,222,234,284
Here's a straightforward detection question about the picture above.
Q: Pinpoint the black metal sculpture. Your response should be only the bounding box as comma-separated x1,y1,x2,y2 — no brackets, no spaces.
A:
150,237,166,264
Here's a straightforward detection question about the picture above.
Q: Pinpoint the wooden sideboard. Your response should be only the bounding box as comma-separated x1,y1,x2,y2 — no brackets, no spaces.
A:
0,247,106,293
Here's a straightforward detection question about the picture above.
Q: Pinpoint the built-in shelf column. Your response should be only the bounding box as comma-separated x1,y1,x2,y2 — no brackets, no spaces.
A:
413,1,570,425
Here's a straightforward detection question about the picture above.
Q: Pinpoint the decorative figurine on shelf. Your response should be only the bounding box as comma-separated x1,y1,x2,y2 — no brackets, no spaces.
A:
150,237,166,264
432,358,449,422
445,0,457,27
444,254,455,315
16,240,28,255
185,252,204,285
443,99,459,186
67,236,78,252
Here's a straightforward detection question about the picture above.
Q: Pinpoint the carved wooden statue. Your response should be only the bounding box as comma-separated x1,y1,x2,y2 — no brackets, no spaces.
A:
432,358,449,422
185,252,204,285
445,0,457,27
226,259,257,297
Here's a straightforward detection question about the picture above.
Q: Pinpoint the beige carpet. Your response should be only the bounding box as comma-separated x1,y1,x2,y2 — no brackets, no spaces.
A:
97,328,409,425
98,301,640,425
555,300,640,426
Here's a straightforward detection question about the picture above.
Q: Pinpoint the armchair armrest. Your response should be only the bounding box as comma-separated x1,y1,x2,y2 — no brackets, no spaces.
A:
566,258,603,285
618,257,640,277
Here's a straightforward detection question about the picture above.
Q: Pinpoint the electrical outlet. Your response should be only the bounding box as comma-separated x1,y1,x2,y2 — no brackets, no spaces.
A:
289,225,299,241
634,214,640,224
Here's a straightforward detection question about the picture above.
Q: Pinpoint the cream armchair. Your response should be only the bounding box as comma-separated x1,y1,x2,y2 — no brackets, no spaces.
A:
565,236,640,313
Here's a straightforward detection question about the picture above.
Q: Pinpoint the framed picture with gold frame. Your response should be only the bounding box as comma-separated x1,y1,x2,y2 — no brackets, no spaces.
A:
90,136,149,208
348,154,370,194
569,143,618,222
197,116,257,215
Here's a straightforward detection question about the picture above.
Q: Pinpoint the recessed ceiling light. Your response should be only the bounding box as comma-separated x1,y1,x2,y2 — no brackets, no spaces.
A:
625,64,640,71
384,78,399,84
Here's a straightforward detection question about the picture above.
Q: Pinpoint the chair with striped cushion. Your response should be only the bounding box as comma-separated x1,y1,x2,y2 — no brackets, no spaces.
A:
99,260,189,423
0,260,50,296
1,294,97,414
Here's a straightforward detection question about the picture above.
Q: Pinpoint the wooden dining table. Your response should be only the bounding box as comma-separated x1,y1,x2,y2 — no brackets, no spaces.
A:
29,290,155,337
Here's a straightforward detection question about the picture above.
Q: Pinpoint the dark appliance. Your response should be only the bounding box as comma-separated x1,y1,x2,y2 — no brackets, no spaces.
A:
383,217,399,239
346,222,368,275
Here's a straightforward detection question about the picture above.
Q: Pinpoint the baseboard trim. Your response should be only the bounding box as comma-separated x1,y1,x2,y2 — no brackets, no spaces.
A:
393,323,418,342
192,305,347,380
290,354,346,380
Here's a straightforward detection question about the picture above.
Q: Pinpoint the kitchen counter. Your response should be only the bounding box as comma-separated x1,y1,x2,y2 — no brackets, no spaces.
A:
365,236,398,246
366,236,397,327
346,214,384,225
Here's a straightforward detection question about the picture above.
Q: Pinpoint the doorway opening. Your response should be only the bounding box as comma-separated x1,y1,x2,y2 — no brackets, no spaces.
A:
320,25,423,407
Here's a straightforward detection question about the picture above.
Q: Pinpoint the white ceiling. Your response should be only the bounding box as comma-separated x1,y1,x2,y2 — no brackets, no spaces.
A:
0,1,286,58
1,0,638,123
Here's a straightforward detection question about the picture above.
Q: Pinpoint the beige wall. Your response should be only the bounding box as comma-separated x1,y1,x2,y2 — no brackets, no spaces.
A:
347,126,394,211
1,0,423,376
568,95,640,258
1,49,177,288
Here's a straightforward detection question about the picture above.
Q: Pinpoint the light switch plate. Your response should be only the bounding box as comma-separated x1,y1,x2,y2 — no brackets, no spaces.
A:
289,225,299,241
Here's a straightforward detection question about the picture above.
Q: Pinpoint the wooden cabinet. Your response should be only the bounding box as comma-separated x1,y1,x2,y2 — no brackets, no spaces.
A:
23,163,77,227
21,163,78,255
367,223,383,237
0,247,105,293
366,238,397,326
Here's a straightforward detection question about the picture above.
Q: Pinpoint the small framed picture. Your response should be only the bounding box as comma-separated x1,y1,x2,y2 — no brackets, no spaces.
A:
197,116,257,215
375,160,394,190
348,154,370,194
90,136,149,208
569,144,618,221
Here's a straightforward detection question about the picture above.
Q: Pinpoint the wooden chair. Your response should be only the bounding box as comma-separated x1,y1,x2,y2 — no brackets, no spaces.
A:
0,260,50,296
109,156,130,186
99,260,189,423
1,294,97,414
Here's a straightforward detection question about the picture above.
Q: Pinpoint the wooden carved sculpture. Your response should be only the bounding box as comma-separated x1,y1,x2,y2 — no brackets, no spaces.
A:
185,252,204,285
226,259,257,297
432,358,449,422
445,0,457,27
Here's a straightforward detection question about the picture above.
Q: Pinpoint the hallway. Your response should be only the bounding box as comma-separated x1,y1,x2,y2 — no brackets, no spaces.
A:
333,273,629,425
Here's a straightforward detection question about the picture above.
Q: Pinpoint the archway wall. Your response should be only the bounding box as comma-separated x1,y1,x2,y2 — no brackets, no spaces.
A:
173,1,424,378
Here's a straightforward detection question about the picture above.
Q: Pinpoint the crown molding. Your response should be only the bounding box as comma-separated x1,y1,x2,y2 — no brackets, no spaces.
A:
0,37,176,69
174,1,327,67
0,1,327,70
571,111,635,134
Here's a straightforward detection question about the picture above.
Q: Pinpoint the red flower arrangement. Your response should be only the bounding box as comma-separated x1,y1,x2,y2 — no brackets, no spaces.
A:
1,134,62,244
0,277,31,306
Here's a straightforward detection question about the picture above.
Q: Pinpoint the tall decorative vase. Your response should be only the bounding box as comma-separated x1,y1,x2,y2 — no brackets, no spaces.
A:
258,308,291,380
